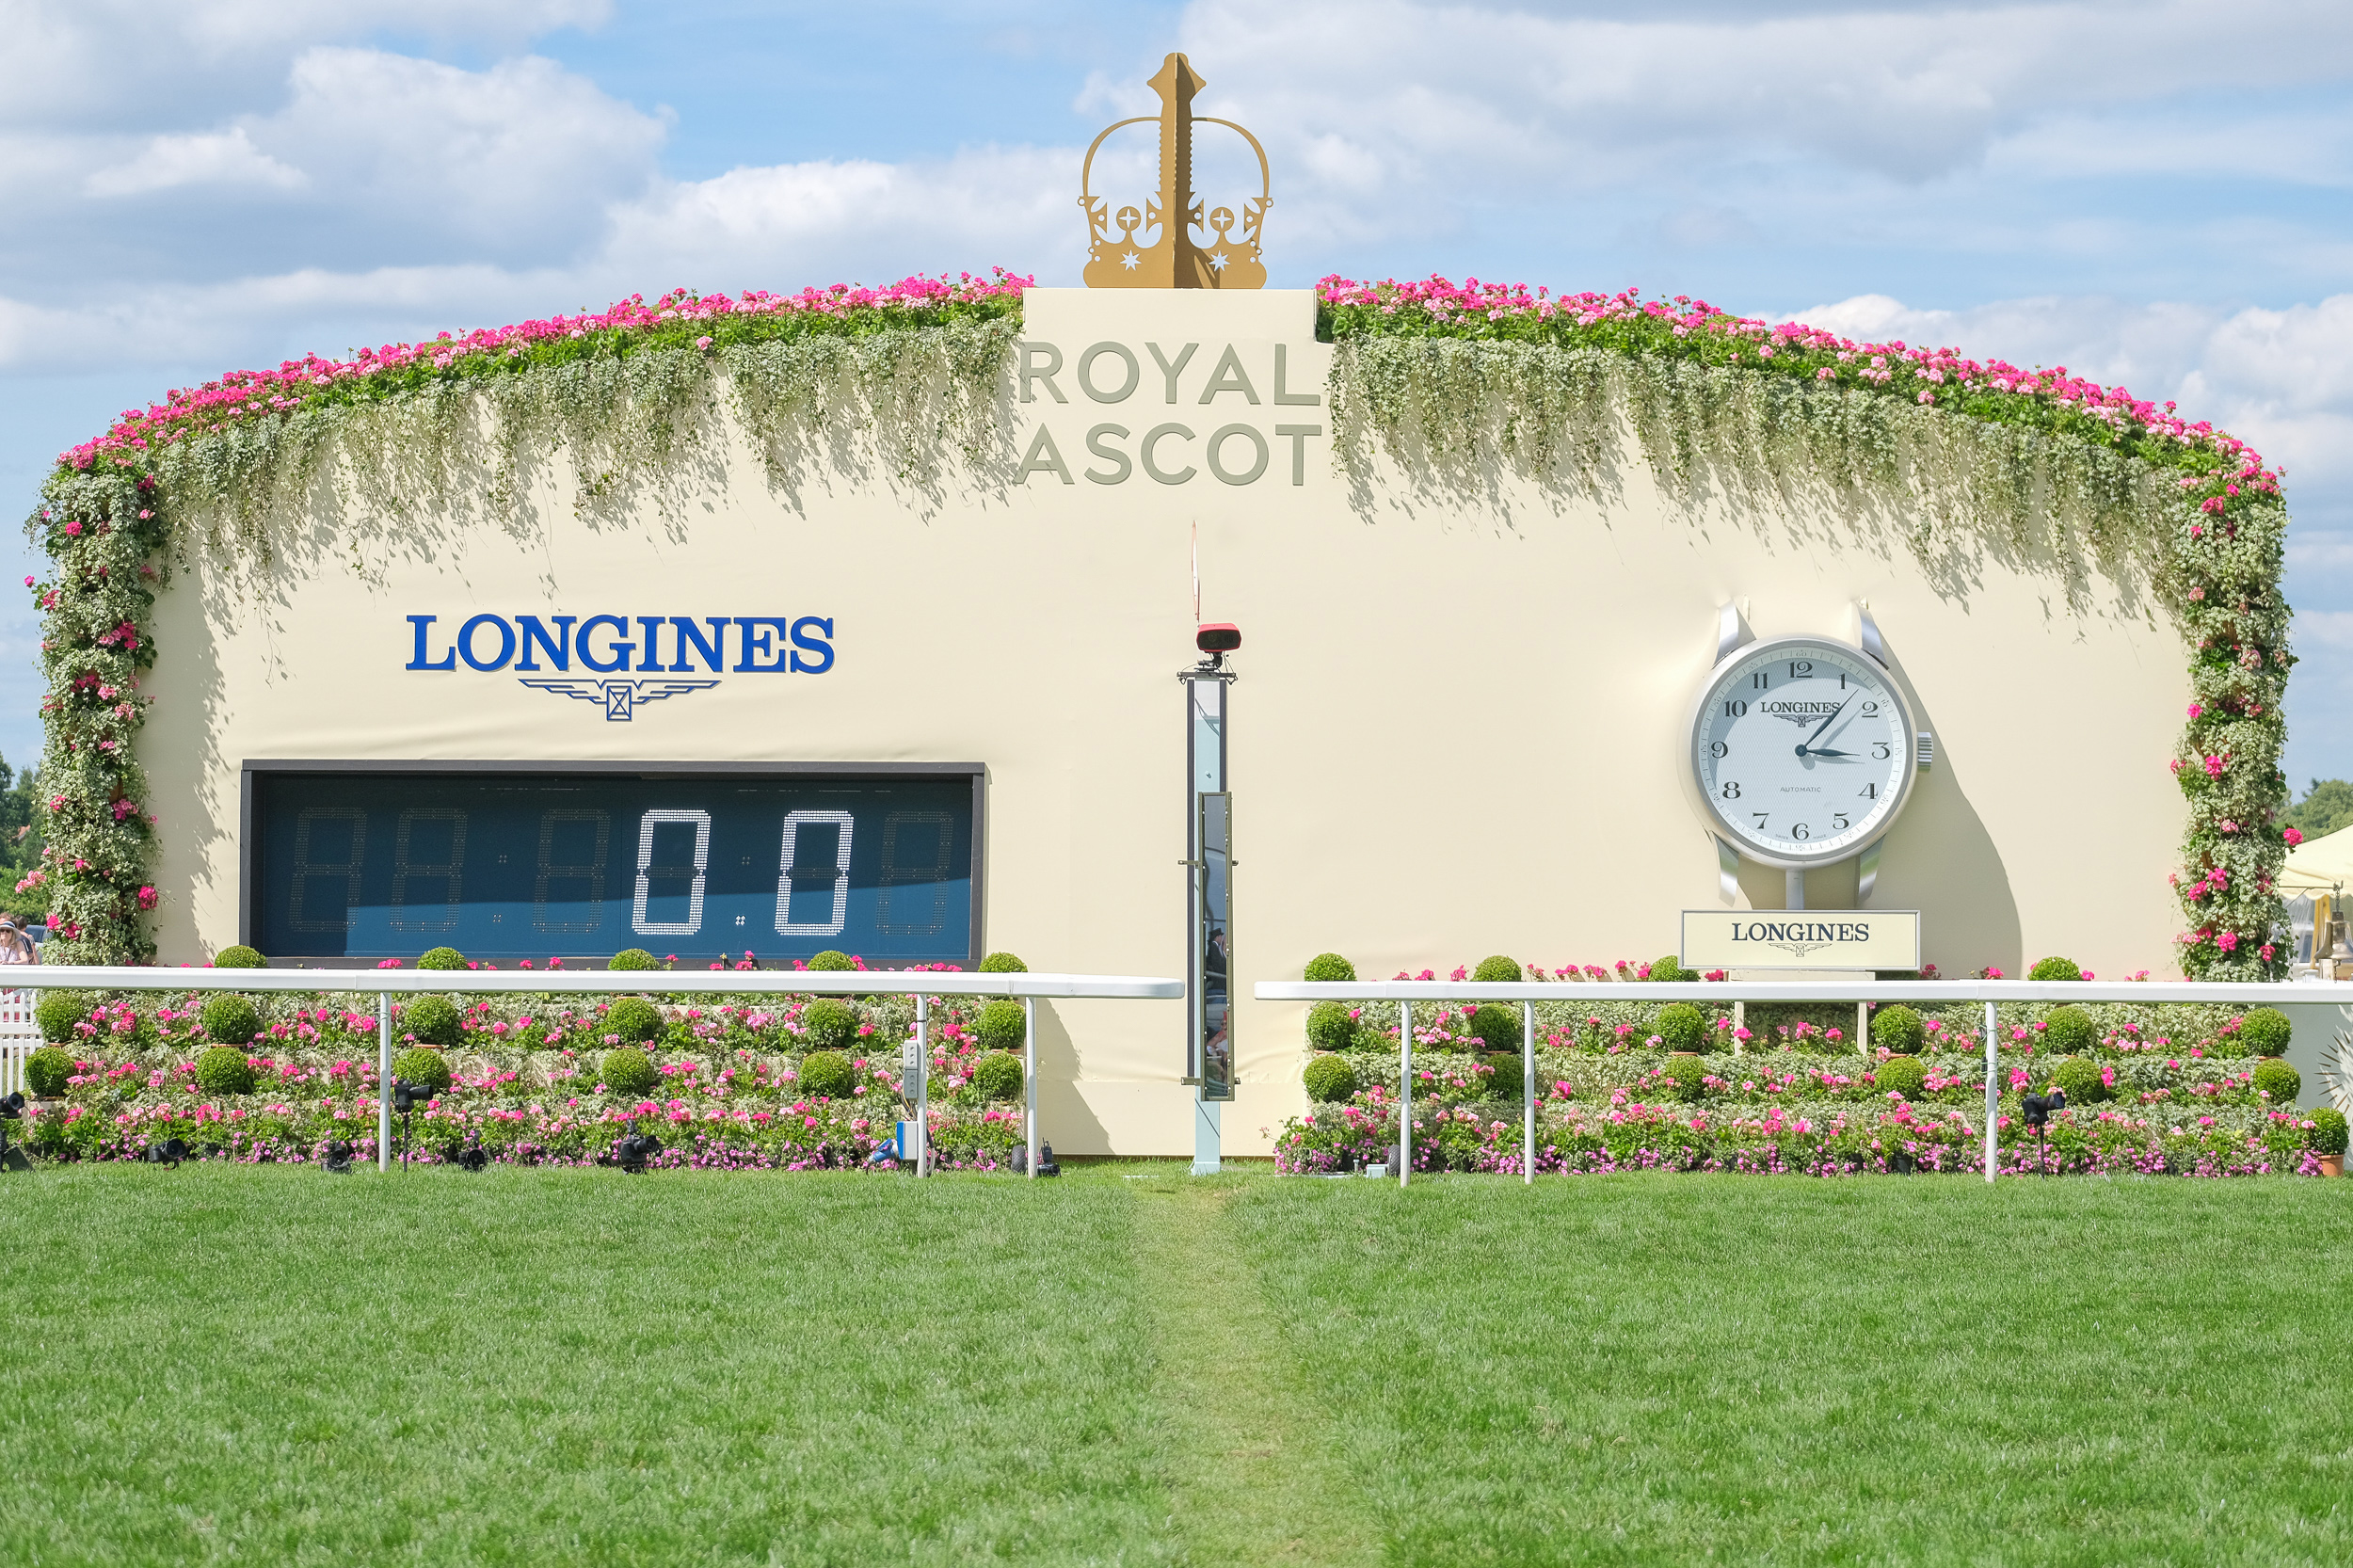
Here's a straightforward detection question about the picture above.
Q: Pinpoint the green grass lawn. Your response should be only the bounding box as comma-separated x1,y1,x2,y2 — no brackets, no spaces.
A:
0,1166,2347,1566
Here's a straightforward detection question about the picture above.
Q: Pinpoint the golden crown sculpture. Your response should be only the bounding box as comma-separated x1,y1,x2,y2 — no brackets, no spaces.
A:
1081,53,1270,289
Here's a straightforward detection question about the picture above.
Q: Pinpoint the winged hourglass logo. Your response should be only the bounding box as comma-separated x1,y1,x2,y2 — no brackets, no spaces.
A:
518,678,720,722
1080,53,1269,290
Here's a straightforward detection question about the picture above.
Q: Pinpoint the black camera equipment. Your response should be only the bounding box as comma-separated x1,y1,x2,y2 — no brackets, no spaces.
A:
1034,1140,1060,1177
456,1131,488,1173
0,1091,27,1172
320,1138,354,1175
613,1120,662,1174
2022,1089,2066,1176
390,1078,436,1169
142,1136,189,1167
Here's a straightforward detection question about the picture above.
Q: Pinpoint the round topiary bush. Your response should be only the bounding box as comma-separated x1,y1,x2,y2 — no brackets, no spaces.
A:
800,998,859,1052
2028,955,2083,982
975,1000,1027,1053
211,944,265,968
1874,1054,1928,1100
1471,954,1522,984
400,995,463,1048
2041,1005,2098,1057
1305,1000,1357,1051
2052,1056,2109,1104
2253,1057,2302,1104
600,1046,659,1097
1872,1004,1927,1056
971,1050,1023,1102
24,1046,73,1098
1652,1002,1706,1053
603,996,664,1044
392,1047,453,1093
1303,1052,1357,1102
978,952,1028,973
417,946,467,970
34,990,88,1044
1657,1056,1706,1102
608,948,658,971
807,951,855,971
1465,1002,1518,1053
1480,1054,1524,1096
1651,953,1695,984
1303,952,1356,984
199,994,262,1048
2238,1007,2294,1059
798,1049,856,1099
2310,1107,2349,1157
194,1045,256,1096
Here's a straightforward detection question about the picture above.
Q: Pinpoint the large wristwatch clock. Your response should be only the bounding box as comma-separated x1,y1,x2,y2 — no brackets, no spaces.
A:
1688,633,1921,872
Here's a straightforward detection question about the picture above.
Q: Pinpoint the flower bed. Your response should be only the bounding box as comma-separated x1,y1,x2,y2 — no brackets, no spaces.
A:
1275,958,2336,1177
18,986,1024,1171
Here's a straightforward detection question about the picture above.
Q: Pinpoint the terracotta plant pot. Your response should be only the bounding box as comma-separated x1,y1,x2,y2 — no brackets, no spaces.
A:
2322,1155,2344,1178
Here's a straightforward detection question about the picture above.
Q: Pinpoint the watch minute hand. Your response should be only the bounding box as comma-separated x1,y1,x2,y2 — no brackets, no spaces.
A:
1797,694,1858,756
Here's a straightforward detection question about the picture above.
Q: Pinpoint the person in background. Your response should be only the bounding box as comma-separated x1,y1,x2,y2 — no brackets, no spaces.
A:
0,916,36,965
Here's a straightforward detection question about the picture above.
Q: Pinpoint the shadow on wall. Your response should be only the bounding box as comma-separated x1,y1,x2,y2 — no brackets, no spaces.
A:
1028,1000,1111,1155
1869,733,2022,976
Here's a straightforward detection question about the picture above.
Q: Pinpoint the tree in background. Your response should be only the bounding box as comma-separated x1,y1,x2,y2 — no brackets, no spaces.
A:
2284,779,2353,843
0,758,47,922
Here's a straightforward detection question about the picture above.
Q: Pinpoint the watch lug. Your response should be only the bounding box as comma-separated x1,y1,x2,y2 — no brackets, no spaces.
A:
1715,836,1741,906
1857,840,1881,904
1855,600,1889,668
1715,600,1753,666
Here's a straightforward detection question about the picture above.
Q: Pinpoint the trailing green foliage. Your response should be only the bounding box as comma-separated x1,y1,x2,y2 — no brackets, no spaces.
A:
978,952,1028,973
2028,955,2083,982
2238,1006,2293,1058
24,1046,73,1098
1303,952,1356,984
975,1000,1026,1053
797,1050,856,1100
392,1048,453,1094
1303,1053,1358,1103
1874,1055,1928,1100
600,1047,659,1098
970,1050,1023,1103
607,948,658,971
602,996,664,1044
1872,1004,1926,1055
416,947,466,971
193,1046,255,1096
400,996,463,1048
799,998,859,1052
198,994,261,1048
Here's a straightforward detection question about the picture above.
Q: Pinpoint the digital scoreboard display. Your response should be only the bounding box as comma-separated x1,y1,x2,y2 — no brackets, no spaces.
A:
246,763,982,967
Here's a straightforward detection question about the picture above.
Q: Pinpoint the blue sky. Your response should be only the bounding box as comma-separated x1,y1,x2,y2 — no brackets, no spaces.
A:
4,0,2352,784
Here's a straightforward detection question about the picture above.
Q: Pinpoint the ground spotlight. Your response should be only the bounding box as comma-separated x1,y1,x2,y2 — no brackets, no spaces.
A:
320,1138,353,1175
457,1132,488,1173
142,1136,189,1167
613,1121,661,1175
0,1090,26,1172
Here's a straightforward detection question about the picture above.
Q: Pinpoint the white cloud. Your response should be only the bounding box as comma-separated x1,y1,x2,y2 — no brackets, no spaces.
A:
85,126,307,197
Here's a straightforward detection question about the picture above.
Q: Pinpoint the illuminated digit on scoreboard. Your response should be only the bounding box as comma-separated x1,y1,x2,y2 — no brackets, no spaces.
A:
287,807,366,933
874,811,952,936
632,809,712,936
534,809,611,935
389,808,468,932
775,809,855,937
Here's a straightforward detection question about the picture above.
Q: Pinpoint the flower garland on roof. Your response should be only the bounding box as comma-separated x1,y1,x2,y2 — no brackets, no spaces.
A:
25,269,2289,973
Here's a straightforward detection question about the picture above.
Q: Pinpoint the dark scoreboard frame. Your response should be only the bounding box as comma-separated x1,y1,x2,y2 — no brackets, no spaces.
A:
239,760,988,968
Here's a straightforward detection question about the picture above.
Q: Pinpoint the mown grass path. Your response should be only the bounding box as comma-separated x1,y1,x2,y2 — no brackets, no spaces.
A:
0,1166,2348,1565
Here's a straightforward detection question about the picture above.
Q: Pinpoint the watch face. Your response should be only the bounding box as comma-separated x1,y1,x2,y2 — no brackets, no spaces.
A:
1691,637,1915,866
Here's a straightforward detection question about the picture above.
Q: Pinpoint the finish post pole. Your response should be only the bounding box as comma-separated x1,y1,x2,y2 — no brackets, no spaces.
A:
377,992,392,1174
1024,997,1038,1181
1522,1000,1536,1186
1399,1000,1412,1189
1983,999,1998,1183
915,990,930,1179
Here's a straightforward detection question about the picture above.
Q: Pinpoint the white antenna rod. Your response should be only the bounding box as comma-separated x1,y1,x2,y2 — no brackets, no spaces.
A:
1191,521,1201,622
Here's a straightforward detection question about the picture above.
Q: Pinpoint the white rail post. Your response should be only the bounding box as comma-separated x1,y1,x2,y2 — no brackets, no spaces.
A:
1399,1000,1412,1189
1522,999,1535,1186
915,990,930,1178
1982,998,1998,1183
1023,996,1037,1181
376,992,392,1174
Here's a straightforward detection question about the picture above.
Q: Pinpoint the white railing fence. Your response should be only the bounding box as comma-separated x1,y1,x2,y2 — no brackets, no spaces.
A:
0,988,38,1097
1256,977,2353,1185
8,966,1182,1176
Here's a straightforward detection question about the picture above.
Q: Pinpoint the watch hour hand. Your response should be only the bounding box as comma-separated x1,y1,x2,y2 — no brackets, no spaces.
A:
1802,748,1857,760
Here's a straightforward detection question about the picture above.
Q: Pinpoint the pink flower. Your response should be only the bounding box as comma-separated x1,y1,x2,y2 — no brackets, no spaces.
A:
2286,827,2305,846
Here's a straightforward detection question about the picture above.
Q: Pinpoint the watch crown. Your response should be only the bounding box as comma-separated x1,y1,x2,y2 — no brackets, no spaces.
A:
1915,731,1935,770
